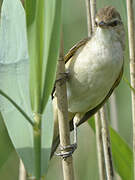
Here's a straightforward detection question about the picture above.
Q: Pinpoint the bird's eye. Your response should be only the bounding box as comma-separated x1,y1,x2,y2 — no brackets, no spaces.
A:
109,20,119,27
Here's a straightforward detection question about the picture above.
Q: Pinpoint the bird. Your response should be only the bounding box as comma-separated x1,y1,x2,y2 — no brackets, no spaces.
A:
52,6,125,158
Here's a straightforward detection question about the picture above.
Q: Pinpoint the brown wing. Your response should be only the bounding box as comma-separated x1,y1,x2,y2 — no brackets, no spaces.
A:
52,37,90,98
64,37,90,63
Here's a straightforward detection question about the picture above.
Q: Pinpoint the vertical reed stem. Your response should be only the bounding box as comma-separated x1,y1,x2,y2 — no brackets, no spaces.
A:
95,112,106,180
19,160,26,180
100,106,114,180
56,33,74,180
85,0,92,36
126,0,135,178
109,93,119,131
90,0,96,31
33,113,41,180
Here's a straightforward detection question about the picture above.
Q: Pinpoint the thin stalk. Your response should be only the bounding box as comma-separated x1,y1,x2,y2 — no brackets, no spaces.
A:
100,106,114,180
86,0,106,179
19,160,26,180
109,93,119,131
33,113,41,180
56,33,74,180
90,0,96,32
126,0,135,178
95,112,106,180
85,0,92,36
109,93,121,178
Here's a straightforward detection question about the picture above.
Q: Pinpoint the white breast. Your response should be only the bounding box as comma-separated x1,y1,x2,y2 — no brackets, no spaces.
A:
66,28,124,113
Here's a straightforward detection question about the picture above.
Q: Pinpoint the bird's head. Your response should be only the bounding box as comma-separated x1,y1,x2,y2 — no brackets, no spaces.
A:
95,6,122,29
95,6,125,49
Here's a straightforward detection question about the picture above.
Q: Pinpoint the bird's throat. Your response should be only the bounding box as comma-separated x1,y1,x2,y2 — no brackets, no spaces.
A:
94,27,118,44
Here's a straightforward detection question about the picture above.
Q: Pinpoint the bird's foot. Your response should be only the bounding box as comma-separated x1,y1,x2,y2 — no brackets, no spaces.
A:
55,143,77,159
55,114,79,159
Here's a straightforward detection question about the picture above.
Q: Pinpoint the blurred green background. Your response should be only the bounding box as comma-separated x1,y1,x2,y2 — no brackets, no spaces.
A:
0,0,133,179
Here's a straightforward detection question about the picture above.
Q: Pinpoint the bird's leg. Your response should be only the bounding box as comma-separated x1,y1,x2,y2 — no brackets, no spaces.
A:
55,113,83,159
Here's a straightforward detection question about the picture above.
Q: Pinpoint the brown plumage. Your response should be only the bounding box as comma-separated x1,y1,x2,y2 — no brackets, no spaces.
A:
96,6,121,23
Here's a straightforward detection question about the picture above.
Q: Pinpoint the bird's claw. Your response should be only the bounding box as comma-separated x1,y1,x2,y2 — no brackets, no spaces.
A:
55,143,77,159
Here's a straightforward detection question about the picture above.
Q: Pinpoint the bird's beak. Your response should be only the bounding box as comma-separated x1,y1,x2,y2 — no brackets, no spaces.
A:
98,21,108,28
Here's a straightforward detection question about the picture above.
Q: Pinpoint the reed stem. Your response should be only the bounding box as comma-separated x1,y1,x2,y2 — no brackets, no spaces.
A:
56,33,75,180
126,0,135,178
